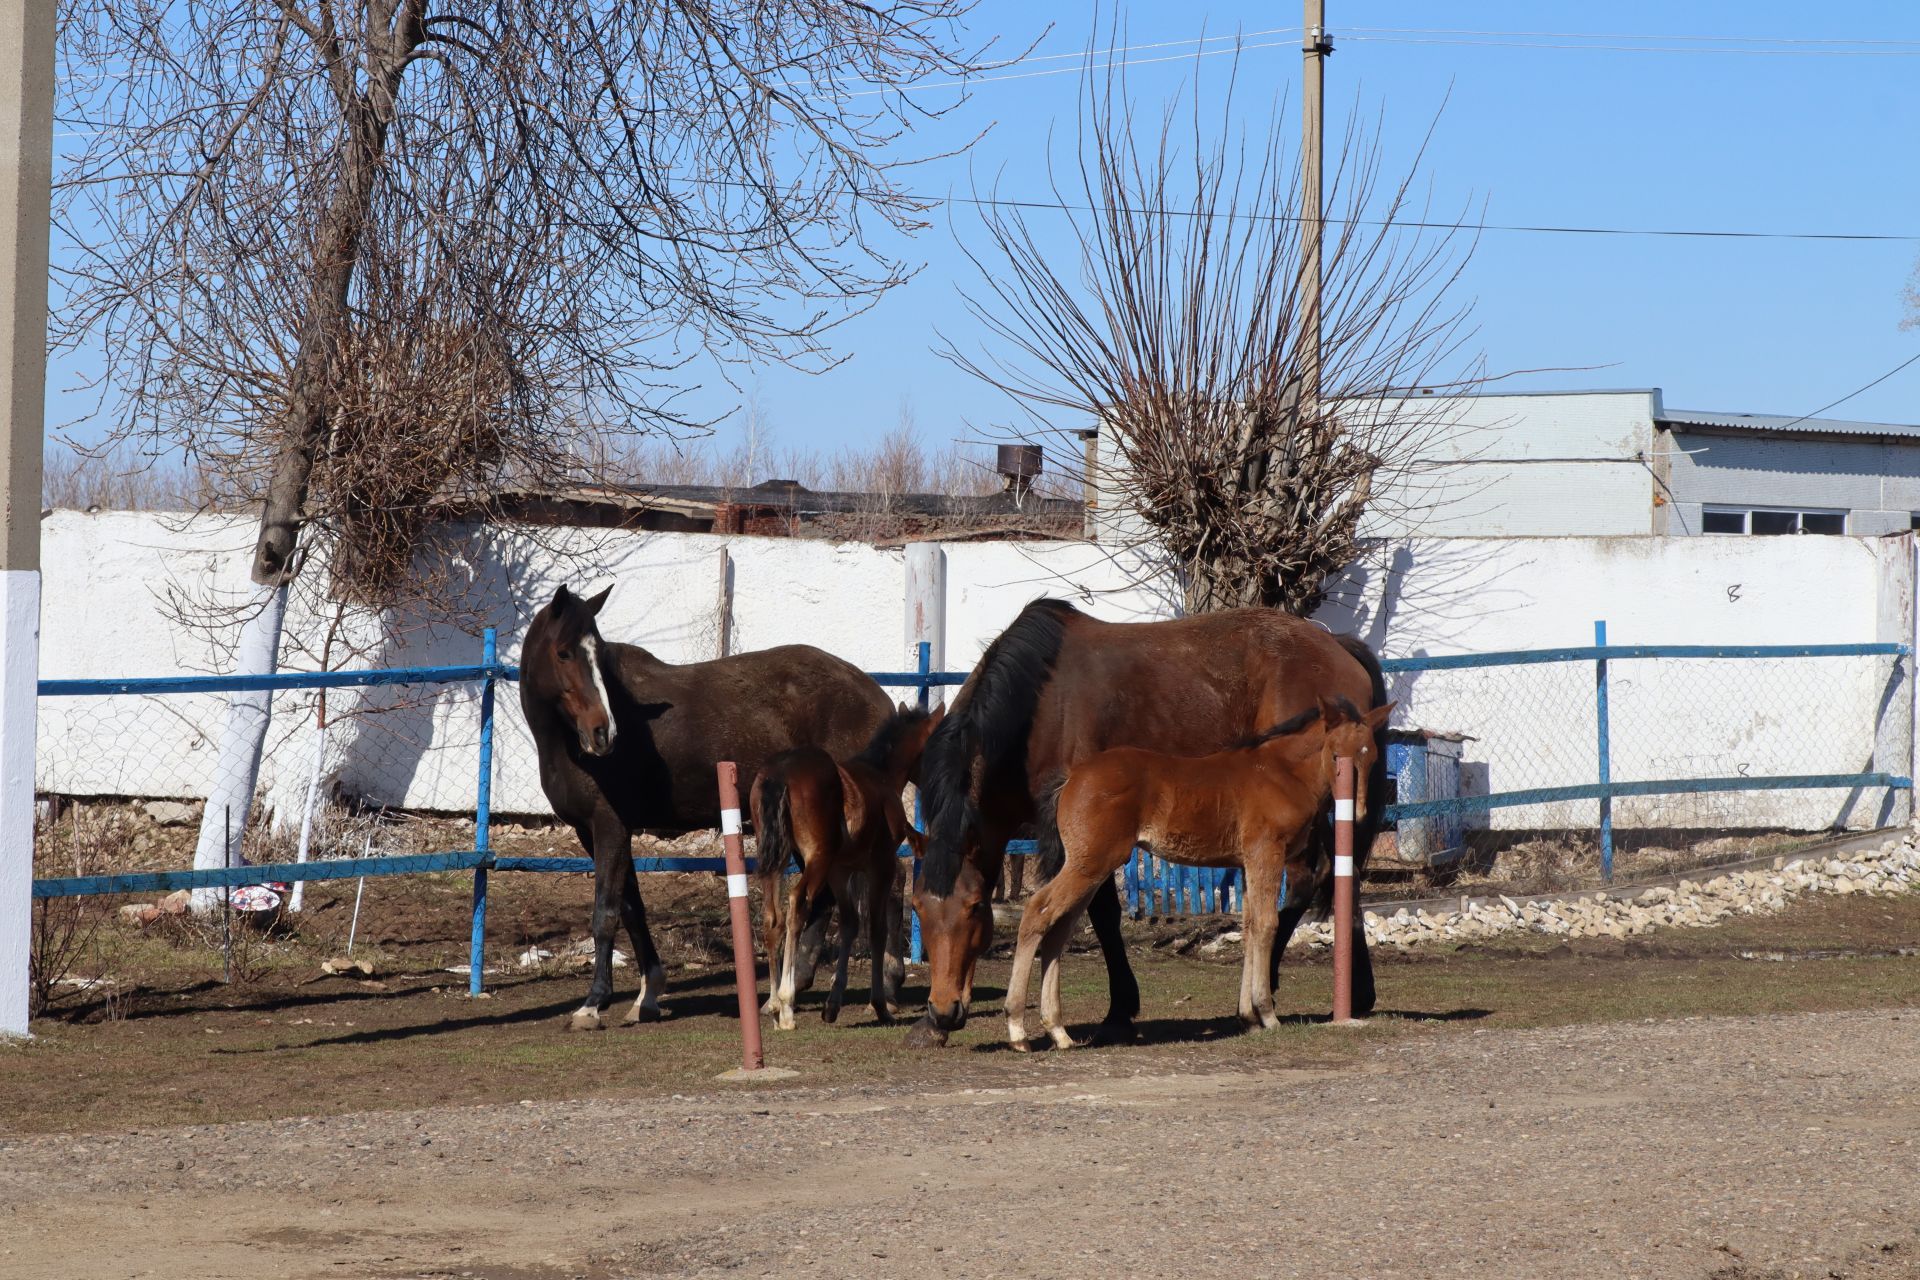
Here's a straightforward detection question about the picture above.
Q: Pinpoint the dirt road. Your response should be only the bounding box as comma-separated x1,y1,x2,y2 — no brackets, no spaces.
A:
3,1006,1916,1279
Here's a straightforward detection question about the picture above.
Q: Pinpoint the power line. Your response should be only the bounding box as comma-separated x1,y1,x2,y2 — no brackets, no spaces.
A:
1342,34,1920,57
940,192,1920,243
1345,26,1920,48
1768,351,1920,432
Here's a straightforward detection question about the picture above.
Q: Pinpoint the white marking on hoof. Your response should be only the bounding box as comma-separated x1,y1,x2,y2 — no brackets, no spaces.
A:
568,1007,604,1032
777,1005,796,1032
1046,1025,1080,1051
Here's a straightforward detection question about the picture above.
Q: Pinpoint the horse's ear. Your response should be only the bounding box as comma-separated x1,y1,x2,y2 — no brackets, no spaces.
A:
1317,694,1341,725
1365,700,1397,731
583,584,612,616
552,583,573,609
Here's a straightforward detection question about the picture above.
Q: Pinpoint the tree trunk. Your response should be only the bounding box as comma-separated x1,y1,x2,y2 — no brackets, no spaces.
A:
190,583,288,912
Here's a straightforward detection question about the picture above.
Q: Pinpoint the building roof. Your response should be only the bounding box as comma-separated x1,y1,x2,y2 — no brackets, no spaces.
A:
1658,407,1920,442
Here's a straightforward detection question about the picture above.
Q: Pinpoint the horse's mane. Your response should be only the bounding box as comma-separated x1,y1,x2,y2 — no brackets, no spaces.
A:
1232,704,1326,749
919,598,1078,896
852,704,934,773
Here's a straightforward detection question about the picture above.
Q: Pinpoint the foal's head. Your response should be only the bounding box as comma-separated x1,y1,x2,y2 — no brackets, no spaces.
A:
853,702,947,788
524,583,618,757
1316,696,1396,820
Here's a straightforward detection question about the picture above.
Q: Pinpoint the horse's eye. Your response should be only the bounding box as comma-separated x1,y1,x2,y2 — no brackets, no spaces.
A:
557,647,572,661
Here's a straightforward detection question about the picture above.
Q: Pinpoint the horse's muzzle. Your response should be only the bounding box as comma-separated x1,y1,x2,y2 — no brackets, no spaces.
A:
929,999,967,1032
581,726,614,756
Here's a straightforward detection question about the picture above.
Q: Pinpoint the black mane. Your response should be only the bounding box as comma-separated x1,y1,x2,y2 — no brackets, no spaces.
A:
853,704,934,772
919,598,1078,896
1232,704,1325,749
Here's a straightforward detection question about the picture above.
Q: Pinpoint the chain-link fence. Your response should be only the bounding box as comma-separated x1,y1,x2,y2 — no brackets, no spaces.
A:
1377,632,1911,878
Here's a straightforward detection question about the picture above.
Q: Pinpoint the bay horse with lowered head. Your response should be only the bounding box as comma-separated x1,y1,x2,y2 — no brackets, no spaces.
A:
1007,695,1393,1050
753,703,944,1029
908,598,1388,1048
521,584,892,1030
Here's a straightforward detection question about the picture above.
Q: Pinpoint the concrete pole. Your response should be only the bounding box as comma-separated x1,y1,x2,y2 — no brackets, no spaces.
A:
904,542,946,709
1301,0,1330,416
0,0,53,1037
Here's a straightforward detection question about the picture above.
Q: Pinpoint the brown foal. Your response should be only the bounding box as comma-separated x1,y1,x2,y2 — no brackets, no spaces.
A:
753,704,943,1029
1006,696,1393,1050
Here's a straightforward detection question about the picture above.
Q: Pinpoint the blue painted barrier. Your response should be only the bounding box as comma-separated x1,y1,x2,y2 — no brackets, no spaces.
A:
28,629,1915,965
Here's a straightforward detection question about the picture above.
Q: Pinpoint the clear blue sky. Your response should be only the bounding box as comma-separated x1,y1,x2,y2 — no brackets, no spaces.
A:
47,1,1920,464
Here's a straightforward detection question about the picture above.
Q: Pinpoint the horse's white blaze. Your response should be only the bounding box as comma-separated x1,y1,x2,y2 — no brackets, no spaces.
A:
581,635,616,748
1333,854,1354,877
1333,797,1354,821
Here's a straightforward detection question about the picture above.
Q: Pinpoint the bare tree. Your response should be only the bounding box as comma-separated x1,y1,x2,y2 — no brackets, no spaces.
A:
53,0,1002,887
944,46,1481,615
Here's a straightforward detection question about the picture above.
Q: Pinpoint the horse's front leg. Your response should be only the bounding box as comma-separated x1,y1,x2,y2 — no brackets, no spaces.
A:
619,861,666,1024
569,814,628,1032
1240,850,1285,1031
867,849,902,1022
1084,875,1141,1046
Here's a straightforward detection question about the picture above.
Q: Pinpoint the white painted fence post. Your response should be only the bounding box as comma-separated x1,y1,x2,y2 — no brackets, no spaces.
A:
0,0,53,1038
904,542,946,710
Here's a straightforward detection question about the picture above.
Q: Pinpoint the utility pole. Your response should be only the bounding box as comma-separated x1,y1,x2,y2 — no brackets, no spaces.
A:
0,0,53,1037
1301,0,1332,417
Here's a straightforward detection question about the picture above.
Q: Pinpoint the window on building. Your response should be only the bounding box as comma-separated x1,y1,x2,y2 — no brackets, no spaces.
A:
1910,513,1920,531
1701,506,1847,535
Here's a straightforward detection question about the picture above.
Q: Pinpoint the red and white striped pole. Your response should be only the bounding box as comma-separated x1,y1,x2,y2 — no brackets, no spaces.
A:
1330,755,1357,1025
715,762,766,1073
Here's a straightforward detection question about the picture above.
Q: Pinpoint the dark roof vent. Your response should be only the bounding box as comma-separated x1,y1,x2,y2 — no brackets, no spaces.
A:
996,443,1042,505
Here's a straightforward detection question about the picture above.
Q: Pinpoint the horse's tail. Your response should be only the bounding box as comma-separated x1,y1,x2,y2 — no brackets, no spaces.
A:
919,598,1078,897
1305,633,1391,920
1032,774,1069,883
753,764,799,954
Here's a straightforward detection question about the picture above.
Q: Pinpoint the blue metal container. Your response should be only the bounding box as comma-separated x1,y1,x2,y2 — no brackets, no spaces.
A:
1385,729,1466,864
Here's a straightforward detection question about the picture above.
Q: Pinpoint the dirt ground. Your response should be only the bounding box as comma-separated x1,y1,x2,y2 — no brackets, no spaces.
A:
5,877,1920,1279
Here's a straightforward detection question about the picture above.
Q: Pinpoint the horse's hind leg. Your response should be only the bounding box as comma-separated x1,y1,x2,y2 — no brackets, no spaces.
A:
619,863,667,1025
822,867,856,1024
1240,850,1285,1030
775,874,813,1031
866,851,902,1022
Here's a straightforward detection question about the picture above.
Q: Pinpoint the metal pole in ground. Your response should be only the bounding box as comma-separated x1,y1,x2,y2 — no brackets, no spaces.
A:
469,627,497,996
716,762,766,1073
1595,619,1614,883
1330,756,1356,1024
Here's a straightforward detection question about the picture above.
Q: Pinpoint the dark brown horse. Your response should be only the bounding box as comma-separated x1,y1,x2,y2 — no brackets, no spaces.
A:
521,584,893,1030
907,598,1388,1048
1007,696,1392,1049
753,704,943,1029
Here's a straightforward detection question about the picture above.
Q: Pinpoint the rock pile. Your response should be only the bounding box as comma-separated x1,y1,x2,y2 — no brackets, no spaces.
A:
1285,836,1920,952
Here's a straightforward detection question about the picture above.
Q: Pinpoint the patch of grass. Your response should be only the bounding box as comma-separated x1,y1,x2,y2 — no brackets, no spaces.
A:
7,889,1917,1138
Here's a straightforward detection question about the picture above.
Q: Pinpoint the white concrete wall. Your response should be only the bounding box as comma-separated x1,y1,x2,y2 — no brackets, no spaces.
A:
33,511,1912,835
1093,390,1661,544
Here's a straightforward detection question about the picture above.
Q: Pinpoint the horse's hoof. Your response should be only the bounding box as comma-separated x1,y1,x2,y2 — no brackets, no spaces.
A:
623,1004,664,1025
567,1008,605,1033
1008,1035,1033,1053
903,1016,949,1049
871,1006,895,1026
821,1002,841,1025
1047,1028,1082,1051
1085,1018,1137,1047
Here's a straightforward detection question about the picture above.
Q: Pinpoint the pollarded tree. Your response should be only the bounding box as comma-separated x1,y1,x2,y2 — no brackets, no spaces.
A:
945,45,1482,616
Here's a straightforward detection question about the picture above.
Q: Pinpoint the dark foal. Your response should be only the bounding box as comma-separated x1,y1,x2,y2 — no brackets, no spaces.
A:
753,704,943,1028
520,583,892,1030
1007,697,1392,1049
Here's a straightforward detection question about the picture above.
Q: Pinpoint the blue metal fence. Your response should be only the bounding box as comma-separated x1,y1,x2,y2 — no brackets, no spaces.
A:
29,623,1913,981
